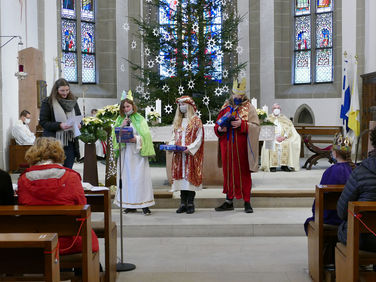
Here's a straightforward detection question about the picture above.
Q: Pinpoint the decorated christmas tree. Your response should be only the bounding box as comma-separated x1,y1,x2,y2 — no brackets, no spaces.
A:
125,0,246,125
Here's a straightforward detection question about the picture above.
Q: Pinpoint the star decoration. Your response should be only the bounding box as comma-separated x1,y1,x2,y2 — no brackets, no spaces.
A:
149,106,156,112
164,104,173,114
188,79,195,89
164,33,172,41
162,84,170,93
221,0,227,6
178,85,184,95
120,64,125,72
205,120,214,125
202,95,210,106
196,110,202,118
136,85,144,94
236,45,243,54
222,85,229,93
152,28,159,37
207,38,216,49
167,68,175,77
184,62,192,72
131,40,137,49
122,22,130,31
145,47,151,56
155,55,163,64
224,40,233,50
216,50,224,58
223,69,229,78
214,87,222,97
223,12,229,21
192,23,199,33
143,91,150,100
147,60,155,68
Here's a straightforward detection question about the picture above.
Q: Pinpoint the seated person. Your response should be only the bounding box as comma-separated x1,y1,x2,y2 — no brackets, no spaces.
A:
12,110,36,145
17,137,99,255
0,169,15,205
260,103,300,172
337,127,376,252
91,108,98,117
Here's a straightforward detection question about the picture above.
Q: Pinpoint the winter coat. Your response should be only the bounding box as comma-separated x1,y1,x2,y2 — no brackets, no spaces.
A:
0,169,15,205
17,163,99,255
337,156,376,251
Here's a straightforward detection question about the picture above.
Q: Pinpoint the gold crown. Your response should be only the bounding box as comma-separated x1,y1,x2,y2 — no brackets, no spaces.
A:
232,77,246,95
332,133,352,153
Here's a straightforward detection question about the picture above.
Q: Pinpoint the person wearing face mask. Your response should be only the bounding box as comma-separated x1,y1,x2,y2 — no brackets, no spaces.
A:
12,110,36,145
39,78,82,169
214,77,260,213
112,90,155,215
260,103,301,172
168,96,204,214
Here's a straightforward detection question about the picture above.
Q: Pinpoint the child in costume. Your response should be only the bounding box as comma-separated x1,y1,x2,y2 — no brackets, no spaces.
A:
169,96,204,214
214,78,260,213
112,90,155,215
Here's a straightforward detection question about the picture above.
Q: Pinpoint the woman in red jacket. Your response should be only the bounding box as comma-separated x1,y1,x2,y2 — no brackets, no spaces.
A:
17,137,99,255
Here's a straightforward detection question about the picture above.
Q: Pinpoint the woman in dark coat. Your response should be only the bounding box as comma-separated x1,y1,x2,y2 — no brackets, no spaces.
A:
39,78,81,169
0,169,15,205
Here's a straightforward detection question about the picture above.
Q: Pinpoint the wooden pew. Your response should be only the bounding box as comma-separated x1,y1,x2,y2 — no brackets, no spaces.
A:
0,205,99,282
307,184,344,282
335,201,376,282
85,190,117,282
8,138,31,173
0,233,60,281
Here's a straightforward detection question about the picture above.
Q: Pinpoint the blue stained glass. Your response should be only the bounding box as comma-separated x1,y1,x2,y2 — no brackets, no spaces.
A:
63,52,77,82
315,49,332,82
81,22,95,53
295,16,311,50
294,51,311,84
62,20,77,51
316,13,332,48
317,0,332,13
61,0,76,19
81,0,94,21
82,54,96,83
295,0,310,16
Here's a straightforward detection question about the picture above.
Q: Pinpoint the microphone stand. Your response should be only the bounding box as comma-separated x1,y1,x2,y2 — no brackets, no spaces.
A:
116,115,136,272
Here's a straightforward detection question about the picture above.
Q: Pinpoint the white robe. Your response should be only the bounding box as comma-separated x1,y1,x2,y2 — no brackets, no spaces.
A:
114,124,155,208
12,120,36,145
169,117,203,192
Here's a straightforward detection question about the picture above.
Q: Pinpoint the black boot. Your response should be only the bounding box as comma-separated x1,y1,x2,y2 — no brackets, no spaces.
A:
244,201,253,213
176,191,188,213
142,207,151,215
124,208,137,214
215,201,234,211
186,191,196,214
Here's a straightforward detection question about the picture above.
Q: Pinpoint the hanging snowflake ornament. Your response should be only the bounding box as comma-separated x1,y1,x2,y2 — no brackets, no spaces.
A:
136,85,144,94
224,40,233,50
221,0,227,6
149,106,156,112
131,40,137,49
192,23,199,33
167,68,175,77
155,55,163,64
152,28,159,37
214,87,223,97
178,85,184,95
164,33,172,42
188,79,195,89
236,45,243,54
120,63,125,72
207,38,216,49
202,95,210,106
145,47,151,56
222,85,229,94
223,12,229,21
206,120,214,125
196,110,202,118
223,69,229,78
184,62,192,72
162,84,170,93
164,104,173,114
143,91,150,100
216,50,224,58
122,22,130,31
147,60,155,69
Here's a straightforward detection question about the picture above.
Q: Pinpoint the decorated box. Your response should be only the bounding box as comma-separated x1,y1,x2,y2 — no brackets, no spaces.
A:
115,127,134,143
216,111,236,127
159,144,187,152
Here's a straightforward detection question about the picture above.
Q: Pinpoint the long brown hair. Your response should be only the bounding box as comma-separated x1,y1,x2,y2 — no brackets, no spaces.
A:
119,99,138,117
334,149,356,170
48,78,75,105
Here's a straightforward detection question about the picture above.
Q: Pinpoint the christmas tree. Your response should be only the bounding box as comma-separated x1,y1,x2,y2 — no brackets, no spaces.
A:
126,0,246,124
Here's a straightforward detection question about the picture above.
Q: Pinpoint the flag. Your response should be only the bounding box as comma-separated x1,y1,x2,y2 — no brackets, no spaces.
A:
340,60,351,133
348,60,360,136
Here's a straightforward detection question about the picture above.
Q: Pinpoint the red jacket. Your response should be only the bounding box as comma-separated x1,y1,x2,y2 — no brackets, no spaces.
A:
17,163,99,255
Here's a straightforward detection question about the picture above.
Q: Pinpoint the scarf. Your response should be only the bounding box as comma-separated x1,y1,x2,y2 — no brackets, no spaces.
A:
52,95,76,146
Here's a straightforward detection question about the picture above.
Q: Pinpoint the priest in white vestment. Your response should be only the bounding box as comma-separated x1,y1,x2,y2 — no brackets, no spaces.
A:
260,103,301,172
12,110,36,145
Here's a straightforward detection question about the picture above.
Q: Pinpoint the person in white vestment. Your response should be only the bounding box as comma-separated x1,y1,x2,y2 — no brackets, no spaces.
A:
112,90,155,215
260,103,301,172
12,110,36,145
169,96,204,214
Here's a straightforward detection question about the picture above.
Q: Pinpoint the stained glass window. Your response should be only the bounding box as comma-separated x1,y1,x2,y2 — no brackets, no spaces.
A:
61,0,96,83
293,0,333,84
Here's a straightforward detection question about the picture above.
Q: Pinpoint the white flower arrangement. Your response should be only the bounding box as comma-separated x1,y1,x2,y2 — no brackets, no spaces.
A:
147,111,161,122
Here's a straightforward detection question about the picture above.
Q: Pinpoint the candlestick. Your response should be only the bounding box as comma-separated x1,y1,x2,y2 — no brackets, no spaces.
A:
251,98,257,109
262,105,268,114
155,99,161,123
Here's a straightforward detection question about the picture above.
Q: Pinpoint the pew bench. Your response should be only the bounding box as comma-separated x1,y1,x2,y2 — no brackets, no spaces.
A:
85,190,117,282
0,233,60,281
307,184,344,282
335,201,376,282
8,138,31,173
0,205,100,282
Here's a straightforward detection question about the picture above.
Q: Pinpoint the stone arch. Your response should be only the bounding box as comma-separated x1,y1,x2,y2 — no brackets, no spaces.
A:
294,104,315,125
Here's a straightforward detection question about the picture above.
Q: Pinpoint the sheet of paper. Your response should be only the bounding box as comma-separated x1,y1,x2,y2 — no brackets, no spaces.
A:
66,115,83,127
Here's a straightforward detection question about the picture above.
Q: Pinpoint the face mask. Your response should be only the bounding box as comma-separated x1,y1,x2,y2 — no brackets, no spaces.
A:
273,109,280,116
234,98,242,105
179,104,188,113
24,118,31,124
125,110,133,116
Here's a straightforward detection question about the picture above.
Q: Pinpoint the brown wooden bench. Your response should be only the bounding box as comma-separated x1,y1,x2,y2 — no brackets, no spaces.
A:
307,184,344,282
8,138,31,173
85,190,117,282
0,233,60,281
335,201,376,282
295,126,342,169
0,205,100,282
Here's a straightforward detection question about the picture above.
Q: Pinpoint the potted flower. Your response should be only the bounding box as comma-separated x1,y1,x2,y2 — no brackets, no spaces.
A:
147,111,161,126
256,108,274,126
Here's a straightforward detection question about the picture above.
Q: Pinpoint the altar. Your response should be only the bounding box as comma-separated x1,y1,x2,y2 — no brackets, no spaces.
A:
151,125,274,185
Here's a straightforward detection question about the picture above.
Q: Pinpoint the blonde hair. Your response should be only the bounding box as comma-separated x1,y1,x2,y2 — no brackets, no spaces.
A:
172,104,196,130
25,137,66,165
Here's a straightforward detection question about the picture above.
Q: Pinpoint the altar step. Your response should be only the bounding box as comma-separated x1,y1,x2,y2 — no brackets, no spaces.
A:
109,207,311,237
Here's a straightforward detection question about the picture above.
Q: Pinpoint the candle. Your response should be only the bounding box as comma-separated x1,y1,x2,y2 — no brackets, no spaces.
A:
155,99,162,123
262,105,268,114
251,98,257,109
145,106,151,121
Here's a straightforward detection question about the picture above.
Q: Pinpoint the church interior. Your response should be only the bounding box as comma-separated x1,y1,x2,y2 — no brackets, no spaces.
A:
1,0,376,281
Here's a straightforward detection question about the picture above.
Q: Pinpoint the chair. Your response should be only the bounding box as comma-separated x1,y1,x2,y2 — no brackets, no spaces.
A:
302,135,335,170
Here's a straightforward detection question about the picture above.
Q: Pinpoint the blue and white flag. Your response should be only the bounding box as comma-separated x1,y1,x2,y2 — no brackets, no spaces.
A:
340,60,351,133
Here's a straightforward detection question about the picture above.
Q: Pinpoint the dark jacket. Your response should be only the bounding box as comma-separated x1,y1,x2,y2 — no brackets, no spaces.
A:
0,169,15,205
337,156,376,251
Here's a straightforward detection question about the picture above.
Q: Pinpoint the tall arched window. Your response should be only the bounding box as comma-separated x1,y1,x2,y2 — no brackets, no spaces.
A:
61,0,96,84
294,0,333,84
